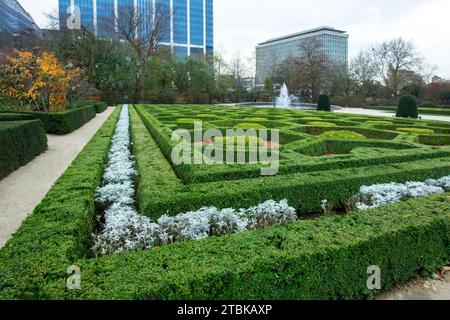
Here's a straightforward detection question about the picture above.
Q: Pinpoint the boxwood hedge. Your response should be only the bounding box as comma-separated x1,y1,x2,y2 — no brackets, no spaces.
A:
0,108,120,299
0,120,48,179
26,105,97,134
132,106,450,218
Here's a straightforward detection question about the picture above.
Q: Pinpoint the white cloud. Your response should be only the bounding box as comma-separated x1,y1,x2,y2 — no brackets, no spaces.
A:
18,0,450,78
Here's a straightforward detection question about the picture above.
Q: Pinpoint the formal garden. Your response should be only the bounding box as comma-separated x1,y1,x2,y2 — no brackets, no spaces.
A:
1,14,450,300
1,100,449,299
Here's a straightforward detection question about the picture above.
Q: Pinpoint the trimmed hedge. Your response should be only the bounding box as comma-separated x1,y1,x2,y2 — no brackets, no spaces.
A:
69,194,450,300
27,105,97,134
0,113,35,122
132,105,450,217
319,131,367,140
4,193,446,300
419,134,450,146
0,120,48,179
0,108,120,299
129,106,182,214
93,102,108,113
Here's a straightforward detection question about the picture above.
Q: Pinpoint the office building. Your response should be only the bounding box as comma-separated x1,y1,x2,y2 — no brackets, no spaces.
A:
256,27,348,85
0,0,41,35
58,0,213,56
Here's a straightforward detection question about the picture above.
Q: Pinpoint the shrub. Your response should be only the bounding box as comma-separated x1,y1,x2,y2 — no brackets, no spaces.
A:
317,94,331,112
418,134,450,146
0,113,35,121
396,128,435,135
93,102,108,113
320,131,367,140
396,95,419,119
21,105,97,134
306,121,337,127
0,120,47,179
234,123,267,129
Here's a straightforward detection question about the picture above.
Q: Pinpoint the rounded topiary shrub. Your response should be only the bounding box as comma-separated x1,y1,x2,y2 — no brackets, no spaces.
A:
396,95,418,119
317,95,331,112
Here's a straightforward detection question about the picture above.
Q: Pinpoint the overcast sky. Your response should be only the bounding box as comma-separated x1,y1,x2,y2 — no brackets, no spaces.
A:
18,0,450,78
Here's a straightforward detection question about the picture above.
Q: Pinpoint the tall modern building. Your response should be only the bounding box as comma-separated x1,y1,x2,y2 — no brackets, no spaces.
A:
256,27,349,85
0,0,41,35
58,0,213,57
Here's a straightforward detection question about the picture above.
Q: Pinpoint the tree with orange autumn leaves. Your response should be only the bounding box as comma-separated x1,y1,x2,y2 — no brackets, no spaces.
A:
0,48,80,112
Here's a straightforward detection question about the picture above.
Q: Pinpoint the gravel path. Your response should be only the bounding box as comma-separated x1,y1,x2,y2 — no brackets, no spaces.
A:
336,107,450,123
0,107,116,247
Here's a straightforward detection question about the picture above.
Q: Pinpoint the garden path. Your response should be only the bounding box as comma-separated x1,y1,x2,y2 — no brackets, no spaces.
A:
336,107,450,122
378,269,450,300
0,107,116,247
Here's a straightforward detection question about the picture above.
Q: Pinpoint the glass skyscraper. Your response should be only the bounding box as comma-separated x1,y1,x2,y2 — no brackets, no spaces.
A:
256,27,349,85
0,0,41,35
58,0,213,57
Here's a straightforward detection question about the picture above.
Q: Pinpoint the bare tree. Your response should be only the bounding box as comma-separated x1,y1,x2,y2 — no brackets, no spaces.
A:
350,50,376,97
275,54,297,88
101,4,171,100
292,38,329,100
371,38,422,96
228,53,247,102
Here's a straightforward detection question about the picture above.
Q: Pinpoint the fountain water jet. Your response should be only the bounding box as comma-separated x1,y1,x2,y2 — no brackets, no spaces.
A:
275,83,297,108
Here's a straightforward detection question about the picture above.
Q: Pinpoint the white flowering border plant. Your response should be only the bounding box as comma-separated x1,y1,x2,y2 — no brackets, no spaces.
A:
353,176,450,210
93,105,298,255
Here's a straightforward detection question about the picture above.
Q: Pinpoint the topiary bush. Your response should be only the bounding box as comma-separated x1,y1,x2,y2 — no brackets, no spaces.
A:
396,95,419,119
317,95,331,112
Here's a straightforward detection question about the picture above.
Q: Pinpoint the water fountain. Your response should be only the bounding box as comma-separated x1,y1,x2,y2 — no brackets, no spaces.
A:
237,82,342,110
275,83,297,108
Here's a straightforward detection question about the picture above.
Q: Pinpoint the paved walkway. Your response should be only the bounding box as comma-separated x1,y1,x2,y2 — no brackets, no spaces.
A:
378,268,450,300
336,107,450,123
0,107,115,247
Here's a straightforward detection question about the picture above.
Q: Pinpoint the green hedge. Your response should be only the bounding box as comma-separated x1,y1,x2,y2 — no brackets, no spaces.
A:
6,193,446,300
133,106,450,217
70,101,107,113
27,105,97,134
69,194,450,300
130,106,182,214
0,120,48,179
0,113,35,122
0,108,120,299
297,126,399,140
93,102,108,113
419,134,450,146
